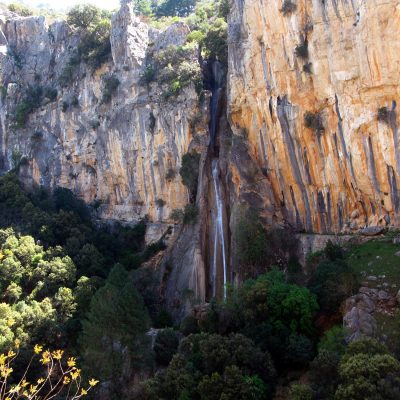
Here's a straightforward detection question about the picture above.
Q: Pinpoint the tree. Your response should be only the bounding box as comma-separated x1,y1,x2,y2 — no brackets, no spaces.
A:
67,4,101,30
154,328,179,365
308,259,356,314
155,0,197,17
335,339,400,400
131,0,153,16
79,265,150,395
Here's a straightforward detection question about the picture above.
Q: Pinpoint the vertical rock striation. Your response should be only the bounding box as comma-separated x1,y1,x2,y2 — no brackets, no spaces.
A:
228,0,400,233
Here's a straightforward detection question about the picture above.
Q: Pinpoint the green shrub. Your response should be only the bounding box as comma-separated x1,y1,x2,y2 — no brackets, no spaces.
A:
44,87,58,102
295,41,309,59
378,106,390,123
318,325,347,356
180,315,200,335
58,53,81,87
308,259,357,314
183,204,198,224
304,111,324,134
289,383,314,400
303,62,312,74
170,208,184,223
154,328,179,365
155,198,166,207
165,168,176,181
140,65,156,85
15,85,43,127
180,151,201,195
281,0,297,15
8,2,33,16
202,18,228,63
101,75,120,103
67,4,101,29
153,309,174,328
67,5,111,71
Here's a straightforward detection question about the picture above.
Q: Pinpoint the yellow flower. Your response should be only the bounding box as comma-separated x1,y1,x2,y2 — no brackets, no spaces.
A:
0,354,6,365
40,351,51,365
6,318,14,327
22,391,29,397
81,388,88,395
29,385,38,394
52,350,64,360
37,378,45,384
1,367,13,378
67,357,76,367
7,350,15,358
70,369,81,380
89,379,99,387
63,376,71,385
10,385,21,393
21,379,29,387
34,344,43,354
14,339,20,348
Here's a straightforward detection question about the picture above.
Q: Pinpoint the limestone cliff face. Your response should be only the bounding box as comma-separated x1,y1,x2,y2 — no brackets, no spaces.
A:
0,4,207,233
228,0,400,233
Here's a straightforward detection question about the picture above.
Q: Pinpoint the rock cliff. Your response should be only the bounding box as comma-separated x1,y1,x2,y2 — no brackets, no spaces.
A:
228,0,400,233
2,0,400,316
0,4,207,234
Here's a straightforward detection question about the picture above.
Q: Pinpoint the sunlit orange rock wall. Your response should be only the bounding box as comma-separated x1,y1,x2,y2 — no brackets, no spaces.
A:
228,0,400,233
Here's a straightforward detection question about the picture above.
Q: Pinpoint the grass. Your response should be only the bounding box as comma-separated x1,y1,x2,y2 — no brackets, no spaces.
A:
347,239,400,294
347,238,400,349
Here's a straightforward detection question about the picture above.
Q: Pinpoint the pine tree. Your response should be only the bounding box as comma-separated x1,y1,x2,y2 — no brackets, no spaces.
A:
79,264,150,393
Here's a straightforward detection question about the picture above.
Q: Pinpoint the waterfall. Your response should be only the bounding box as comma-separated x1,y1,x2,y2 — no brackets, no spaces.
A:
205,59,228,300
0,93,6,169
211,159,227,299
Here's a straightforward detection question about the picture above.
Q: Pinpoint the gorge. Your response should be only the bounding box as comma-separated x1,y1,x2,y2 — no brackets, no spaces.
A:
1,0,400,311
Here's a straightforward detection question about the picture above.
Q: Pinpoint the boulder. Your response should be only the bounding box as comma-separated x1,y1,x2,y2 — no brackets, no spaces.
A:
343,307,377,341
359,226,384,236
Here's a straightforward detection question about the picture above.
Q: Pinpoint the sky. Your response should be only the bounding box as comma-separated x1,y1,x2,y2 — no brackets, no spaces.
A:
4,0,121,11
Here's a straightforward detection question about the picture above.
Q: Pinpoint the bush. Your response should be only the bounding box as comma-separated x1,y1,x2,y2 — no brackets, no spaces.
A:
67,5,112,71
165,168,176,181
281,0,297,15
183,204,198,224
140,65,156,85
155,198,166,207
304,111,324,134
155,0,197,17
153,309,174,328
378,106,390,123
101,75,120,103
154,328,179,365
303,62,312,74
170,208,184,223
58,54,81,87
44,87,58,102
202,18,228,63
308,259,357,314
180,151,201,196
295,41,309,59
15,85,43,127
8,3,33,16
289,383,314,400
310,350,340,399
67,4,101,29
180,315,200,335
318,325,347,355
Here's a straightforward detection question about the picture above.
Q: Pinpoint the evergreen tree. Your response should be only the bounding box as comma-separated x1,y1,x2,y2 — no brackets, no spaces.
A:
79,264,150,394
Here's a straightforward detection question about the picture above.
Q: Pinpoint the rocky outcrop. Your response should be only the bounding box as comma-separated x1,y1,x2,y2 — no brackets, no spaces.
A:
0,4,207,227
227,0,400,233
